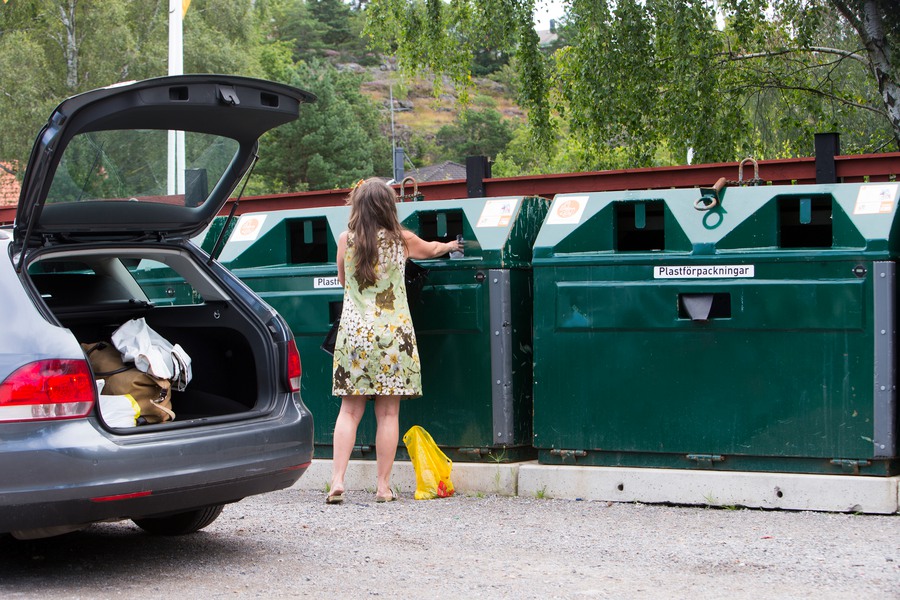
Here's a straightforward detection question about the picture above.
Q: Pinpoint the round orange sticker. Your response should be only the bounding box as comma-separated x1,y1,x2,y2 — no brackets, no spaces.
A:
556,200,580,219
239,217,259,237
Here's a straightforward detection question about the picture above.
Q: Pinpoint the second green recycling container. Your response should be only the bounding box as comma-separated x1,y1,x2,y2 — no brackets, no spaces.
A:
217,196,548,462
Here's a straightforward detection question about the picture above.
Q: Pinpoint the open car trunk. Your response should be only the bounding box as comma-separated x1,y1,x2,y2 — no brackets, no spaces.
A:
27,245,273,426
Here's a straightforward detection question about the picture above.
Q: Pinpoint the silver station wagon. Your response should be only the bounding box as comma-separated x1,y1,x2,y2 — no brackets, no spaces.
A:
0,75,315,539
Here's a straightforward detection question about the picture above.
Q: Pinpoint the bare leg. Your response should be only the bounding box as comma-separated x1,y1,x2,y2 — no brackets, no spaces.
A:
330,395,367,497
373,395,401,498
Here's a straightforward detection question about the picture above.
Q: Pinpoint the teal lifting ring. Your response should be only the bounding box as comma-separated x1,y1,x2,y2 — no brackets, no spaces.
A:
694,177,727,211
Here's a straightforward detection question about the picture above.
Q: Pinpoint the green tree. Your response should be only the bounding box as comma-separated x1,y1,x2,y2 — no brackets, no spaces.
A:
182,0,266,76
0,30,57,164
267,0,375,64
0,0,267,168
435,108,514,162
720,0,899,152
253,60,391,191
364,0,900,169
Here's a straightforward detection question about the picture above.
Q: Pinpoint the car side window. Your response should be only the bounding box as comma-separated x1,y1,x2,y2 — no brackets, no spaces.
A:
28,260,136,308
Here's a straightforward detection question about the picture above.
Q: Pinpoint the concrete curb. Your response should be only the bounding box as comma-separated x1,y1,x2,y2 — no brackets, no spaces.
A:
295,459,520,497
295,459,900,514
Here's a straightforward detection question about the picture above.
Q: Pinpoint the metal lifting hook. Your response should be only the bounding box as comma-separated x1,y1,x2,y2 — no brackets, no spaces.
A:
398,176,421,202
737,157,761,185
693,157,762,211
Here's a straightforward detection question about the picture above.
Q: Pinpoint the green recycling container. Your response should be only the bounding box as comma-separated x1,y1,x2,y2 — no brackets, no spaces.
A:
216,196,547,462
395,196,548,462
532,183,900,475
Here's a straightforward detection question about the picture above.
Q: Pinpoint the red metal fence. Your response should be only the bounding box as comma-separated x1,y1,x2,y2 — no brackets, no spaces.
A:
2,153,898,225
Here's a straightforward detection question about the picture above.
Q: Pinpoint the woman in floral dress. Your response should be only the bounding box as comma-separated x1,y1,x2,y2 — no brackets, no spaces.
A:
327,179,462,504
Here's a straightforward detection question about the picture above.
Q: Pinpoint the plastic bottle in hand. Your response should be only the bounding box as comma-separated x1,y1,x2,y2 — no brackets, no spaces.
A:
449,234,464,259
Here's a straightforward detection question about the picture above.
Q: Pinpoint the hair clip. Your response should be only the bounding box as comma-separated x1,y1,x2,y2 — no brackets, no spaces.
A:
353,179,365,190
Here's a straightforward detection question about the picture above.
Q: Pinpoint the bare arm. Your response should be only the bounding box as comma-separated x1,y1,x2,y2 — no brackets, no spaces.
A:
336,231,348,286
403,230,462,260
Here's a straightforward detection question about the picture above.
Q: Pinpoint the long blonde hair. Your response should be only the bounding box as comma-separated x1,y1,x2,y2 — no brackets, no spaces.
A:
346,178,405,286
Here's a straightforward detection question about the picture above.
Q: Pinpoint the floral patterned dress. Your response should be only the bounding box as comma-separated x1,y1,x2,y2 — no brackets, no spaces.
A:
332,230,422,398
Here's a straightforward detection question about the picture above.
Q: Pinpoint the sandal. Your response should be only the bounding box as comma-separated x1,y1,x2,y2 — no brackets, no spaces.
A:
325,491,344,505
375,492,397,503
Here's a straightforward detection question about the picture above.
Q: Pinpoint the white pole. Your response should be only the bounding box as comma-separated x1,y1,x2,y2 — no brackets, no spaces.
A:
389,84,396,154
168,0,185,196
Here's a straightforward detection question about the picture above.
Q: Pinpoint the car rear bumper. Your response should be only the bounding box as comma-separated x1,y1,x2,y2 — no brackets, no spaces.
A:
0,399,314,534
4,460,310,535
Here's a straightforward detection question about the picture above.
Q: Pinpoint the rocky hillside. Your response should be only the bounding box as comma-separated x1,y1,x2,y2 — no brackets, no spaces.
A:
340,59,526,159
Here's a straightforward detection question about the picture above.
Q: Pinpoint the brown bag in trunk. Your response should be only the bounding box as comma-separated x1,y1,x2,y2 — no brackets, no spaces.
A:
81,342,175,424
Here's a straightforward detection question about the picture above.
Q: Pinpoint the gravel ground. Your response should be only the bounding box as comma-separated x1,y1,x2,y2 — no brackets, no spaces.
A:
2,487,898,599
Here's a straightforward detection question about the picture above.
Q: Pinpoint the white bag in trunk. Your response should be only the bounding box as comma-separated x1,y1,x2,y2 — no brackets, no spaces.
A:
111,318,192,391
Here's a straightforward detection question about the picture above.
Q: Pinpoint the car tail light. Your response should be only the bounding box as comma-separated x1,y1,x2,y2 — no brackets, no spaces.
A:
0,359,95,422
287,339,302,392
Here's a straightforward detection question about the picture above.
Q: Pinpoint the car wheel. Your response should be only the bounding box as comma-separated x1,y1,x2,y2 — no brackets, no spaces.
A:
132,505,225,535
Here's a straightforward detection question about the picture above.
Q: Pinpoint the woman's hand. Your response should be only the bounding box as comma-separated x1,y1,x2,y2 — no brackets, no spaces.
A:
403,230,462,259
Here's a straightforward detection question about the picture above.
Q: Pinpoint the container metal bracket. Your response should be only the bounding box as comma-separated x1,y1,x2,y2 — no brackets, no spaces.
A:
687,454,725,466
549,449,587,460
872,261,897,458
459,447,491,458
829,459,871,474
489,269,515,445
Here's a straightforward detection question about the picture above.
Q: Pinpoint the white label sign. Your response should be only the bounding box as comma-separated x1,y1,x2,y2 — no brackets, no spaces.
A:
476,198,519,227
229,214,267,242
853,184,898,215
546,196,588,225
314,276,342,289
654,265,755,279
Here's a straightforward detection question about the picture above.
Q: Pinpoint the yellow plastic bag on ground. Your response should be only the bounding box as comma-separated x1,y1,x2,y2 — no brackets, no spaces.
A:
403,425,455,500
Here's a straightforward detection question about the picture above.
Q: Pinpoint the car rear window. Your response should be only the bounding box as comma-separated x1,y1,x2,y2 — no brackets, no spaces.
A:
46,130,238,209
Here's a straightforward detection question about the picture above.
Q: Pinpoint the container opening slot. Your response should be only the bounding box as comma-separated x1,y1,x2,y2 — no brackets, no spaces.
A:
678,293,731,321
288,218,329,263
615,201,665,251
416,210,464,244
779,196,833,248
